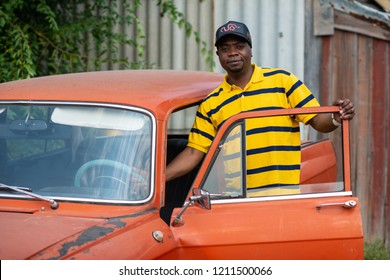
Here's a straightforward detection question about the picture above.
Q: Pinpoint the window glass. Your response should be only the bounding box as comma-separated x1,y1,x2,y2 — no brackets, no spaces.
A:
7,139,66,161
203,123,245,198
201,113,344,199
0,104,153,203
168,105,199,135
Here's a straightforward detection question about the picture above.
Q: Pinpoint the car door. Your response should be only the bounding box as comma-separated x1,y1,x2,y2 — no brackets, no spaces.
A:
168,107,364,260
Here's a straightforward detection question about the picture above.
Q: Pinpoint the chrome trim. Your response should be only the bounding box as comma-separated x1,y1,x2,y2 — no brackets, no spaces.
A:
0,100,157,205
210,191,353,205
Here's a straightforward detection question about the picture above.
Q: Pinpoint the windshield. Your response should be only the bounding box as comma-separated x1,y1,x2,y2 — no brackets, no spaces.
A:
0,104,153,203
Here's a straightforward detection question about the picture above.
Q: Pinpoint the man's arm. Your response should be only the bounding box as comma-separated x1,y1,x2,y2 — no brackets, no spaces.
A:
309,98,355,133
166,146,205,182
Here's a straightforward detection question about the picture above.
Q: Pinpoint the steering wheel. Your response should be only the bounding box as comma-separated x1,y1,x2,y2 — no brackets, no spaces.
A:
74,159,147,188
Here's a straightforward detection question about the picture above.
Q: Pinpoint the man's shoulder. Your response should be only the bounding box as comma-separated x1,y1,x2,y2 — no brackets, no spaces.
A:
203,82,226,101
260,67,292,77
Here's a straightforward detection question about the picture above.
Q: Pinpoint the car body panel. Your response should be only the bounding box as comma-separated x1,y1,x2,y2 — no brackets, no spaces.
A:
0,70,223,120
0,70,363,259
30,208,176,260
0,209,103,259
165,196,363,259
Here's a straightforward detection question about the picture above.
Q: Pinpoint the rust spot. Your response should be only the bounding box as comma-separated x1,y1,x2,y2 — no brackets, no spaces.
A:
49,207,157,259
58,225,114,257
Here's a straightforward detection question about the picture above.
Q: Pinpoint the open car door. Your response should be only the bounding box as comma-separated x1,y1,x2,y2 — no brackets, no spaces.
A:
165,106,363,260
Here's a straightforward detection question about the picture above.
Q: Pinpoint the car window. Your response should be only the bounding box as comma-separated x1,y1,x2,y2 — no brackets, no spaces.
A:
202,113,344,199
0,104,153,203
202,123,246,197
168,105,199,135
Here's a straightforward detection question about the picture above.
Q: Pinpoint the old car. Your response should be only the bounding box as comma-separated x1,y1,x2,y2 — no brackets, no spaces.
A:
0,70,363,259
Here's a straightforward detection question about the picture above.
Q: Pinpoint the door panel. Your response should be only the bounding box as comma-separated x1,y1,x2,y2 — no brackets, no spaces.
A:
167,195,363,259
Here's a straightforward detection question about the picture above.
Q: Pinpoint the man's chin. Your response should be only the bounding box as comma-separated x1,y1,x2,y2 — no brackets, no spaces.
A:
229,67,244,73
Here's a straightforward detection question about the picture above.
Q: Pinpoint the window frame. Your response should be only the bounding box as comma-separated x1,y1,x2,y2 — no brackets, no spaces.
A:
193,106,352,204
0,101,157,205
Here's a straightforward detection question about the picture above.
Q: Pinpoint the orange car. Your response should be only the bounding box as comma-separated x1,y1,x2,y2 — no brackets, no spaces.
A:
0,70,363,259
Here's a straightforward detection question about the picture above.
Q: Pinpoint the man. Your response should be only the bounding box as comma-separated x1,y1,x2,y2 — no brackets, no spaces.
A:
166,20,355,191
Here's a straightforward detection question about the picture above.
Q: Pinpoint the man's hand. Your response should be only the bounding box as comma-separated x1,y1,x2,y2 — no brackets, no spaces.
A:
332,98,355,122
309,97,356,133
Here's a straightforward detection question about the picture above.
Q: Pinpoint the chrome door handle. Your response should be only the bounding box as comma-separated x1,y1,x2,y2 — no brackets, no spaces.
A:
316,200,357,210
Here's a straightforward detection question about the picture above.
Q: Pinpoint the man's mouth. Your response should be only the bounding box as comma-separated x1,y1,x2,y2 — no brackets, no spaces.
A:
227,60,242,65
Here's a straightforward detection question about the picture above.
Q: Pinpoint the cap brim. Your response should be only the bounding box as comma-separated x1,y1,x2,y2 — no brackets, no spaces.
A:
215,33,251,47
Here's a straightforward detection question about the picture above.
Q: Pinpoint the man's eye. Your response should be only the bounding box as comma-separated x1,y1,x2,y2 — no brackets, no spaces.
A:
237,45,245,50
220,47,229,52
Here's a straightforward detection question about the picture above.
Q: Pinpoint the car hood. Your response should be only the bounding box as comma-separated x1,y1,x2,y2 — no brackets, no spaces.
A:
0,212,104,259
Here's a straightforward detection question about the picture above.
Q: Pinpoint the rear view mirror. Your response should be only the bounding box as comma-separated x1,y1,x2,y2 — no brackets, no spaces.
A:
51,106,146,131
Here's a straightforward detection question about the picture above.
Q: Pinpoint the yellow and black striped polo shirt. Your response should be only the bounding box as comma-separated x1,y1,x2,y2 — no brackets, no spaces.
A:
188,64,320,190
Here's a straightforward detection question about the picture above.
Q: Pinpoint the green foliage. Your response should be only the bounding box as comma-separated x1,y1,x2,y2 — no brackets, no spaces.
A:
0,1,37,81
158,0,215,71
0,0,214,83
364,240,390,260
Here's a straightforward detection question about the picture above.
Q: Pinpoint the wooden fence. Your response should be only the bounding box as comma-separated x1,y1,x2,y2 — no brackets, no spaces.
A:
308,0,390,247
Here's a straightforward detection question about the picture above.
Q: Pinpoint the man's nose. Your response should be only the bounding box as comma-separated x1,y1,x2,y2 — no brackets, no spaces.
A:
228,47,239,55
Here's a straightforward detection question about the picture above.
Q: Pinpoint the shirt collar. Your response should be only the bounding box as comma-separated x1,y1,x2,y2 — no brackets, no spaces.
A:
221,64,264,92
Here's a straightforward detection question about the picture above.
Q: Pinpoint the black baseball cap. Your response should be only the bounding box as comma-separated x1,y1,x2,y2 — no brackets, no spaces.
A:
215,21,252,48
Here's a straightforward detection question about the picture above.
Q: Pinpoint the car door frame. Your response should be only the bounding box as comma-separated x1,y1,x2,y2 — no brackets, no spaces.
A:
168,106,363,260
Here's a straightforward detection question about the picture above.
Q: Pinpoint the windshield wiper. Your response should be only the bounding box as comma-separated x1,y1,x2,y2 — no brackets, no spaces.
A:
0,183,59,209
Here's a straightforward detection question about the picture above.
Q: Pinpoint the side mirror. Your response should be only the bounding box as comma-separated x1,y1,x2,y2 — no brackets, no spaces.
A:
171,188,211,227
192,188,211,210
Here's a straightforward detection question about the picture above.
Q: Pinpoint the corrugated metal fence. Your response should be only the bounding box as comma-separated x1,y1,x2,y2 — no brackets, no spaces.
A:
214,0,305,79
96,0,306,140
92,0,214,71
103,0,305,75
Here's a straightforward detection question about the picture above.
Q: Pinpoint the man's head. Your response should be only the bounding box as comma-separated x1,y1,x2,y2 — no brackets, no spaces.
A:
215,21,252,49
215,21,253,76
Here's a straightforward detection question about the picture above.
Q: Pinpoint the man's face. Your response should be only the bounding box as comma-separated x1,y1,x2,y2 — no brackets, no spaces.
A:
217,36,252,74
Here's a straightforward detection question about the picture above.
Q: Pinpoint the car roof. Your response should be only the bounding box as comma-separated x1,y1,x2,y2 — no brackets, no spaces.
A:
0,70,224,119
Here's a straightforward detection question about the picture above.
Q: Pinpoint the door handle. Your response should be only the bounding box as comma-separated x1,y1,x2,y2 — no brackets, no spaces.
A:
316,200,357,210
